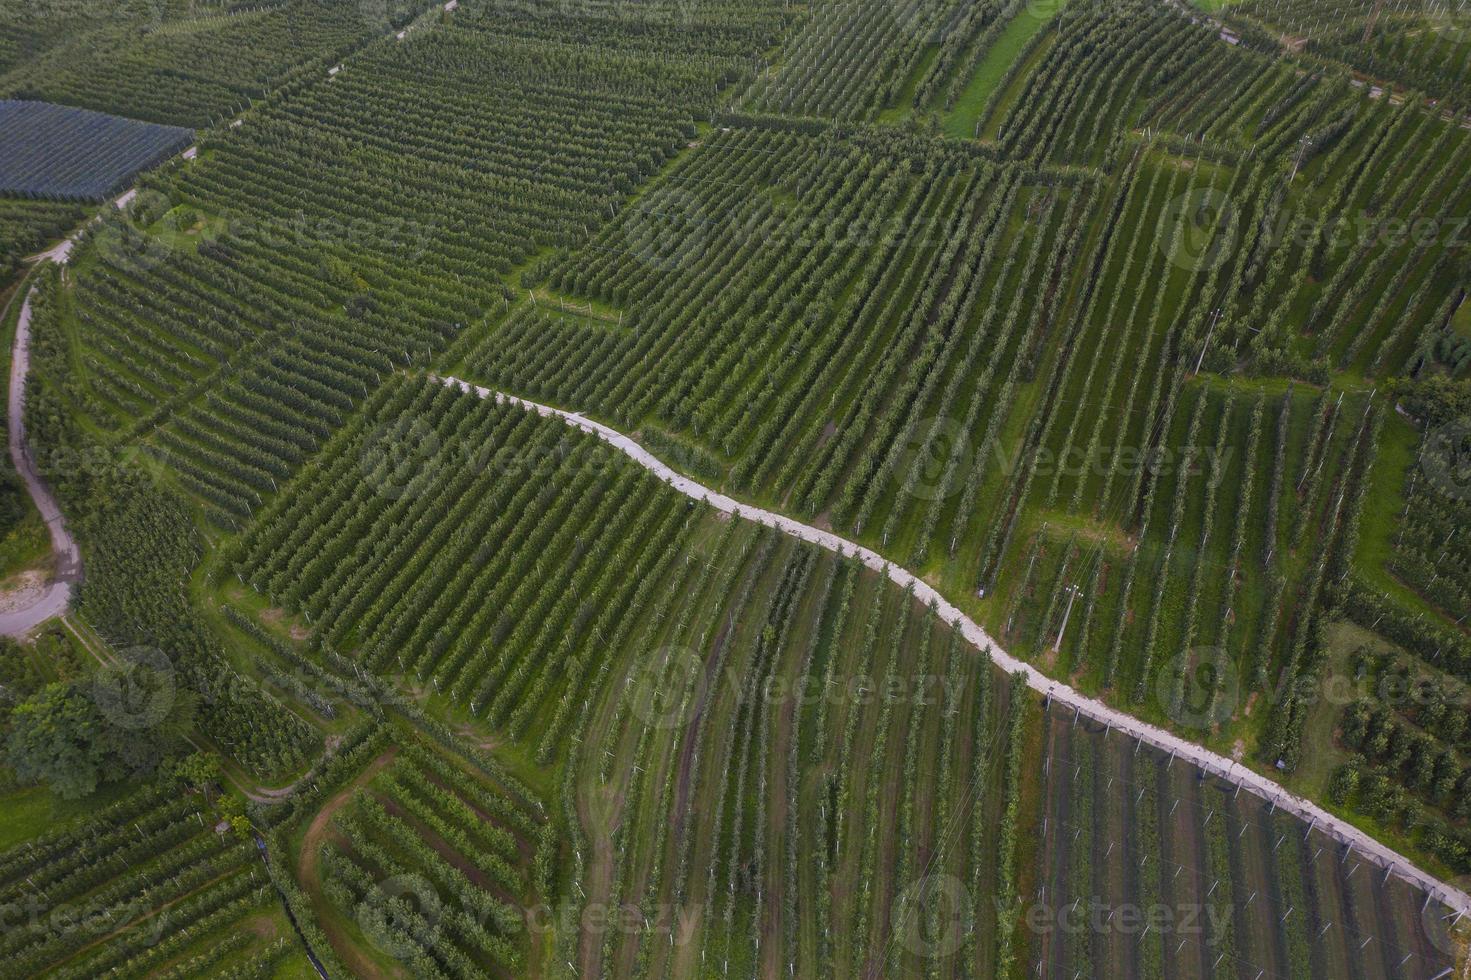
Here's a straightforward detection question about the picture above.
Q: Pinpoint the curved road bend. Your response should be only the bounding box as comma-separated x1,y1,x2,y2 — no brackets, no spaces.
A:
3,146,198,635
1,288,81,636
438,375,1471,919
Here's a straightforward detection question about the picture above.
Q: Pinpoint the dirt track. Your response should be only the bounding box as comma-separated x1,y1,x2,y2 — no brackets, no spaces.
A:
0,288,81,636
297,748,402,980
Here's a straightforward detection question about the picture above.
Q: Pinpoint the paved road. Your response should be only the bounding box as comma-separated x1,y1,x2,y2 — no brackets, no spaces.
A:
439,375,1471,919
0,288,81,636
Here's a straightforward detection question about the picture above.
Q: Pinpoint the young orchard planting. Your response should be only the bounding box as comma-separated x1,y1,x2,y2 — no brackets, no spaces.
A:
0,0,439,126
1035,708,1455,980
0,783,304,978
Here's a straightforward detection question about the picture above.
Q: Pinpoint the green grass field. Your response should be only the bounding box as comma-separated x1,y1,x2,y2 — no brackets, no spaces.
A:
943,4,1063,139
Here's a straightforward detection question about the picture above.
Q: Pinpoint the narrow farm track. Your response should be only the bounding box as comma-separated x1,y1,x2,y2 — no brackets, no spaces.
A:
0,287,81,636
22,155,190,266
437,375,1471,919
1,152,194,636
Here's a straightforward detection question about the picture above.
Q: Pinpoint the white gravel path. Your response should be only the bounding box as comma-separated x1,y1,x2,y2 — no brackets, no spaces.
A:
4,160,171,634
0,288,81,636
440,374,1471,919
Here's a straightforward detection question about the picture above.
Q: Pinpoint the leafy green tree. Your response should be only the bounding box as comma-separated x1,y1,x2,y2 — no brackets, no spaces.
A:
172,750,222,803
6,682,113,798
1398,376,1471,427
4,678,191,798
1327,763,1360,805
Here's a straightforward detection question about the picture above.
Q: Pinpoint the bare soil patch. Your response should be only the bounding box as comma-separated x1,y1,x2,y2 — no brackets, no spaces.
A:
297,748,402,980
0,570,49,613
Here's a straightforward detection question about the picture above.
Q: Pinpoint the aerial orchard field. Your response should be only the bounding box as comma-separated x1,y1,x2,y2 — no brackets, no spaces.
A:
0,0,1469,977
0,197,85,283
0,781,304,978
1225,0,1471,104
0,0,442,127
225,376,1040,975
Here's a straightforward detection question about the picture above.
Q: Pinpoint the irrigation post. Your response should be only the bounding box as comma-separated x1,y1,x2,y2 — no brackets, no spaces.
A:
1053,584,1082,652
1194,309,1223,374
1288,135,1313,182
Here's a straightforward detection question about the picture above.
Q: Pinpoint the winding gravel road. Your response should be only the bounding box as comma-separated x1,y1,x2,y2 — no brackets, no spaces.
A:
0,288,81,636
2,144,202,635
439,375,1471,920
